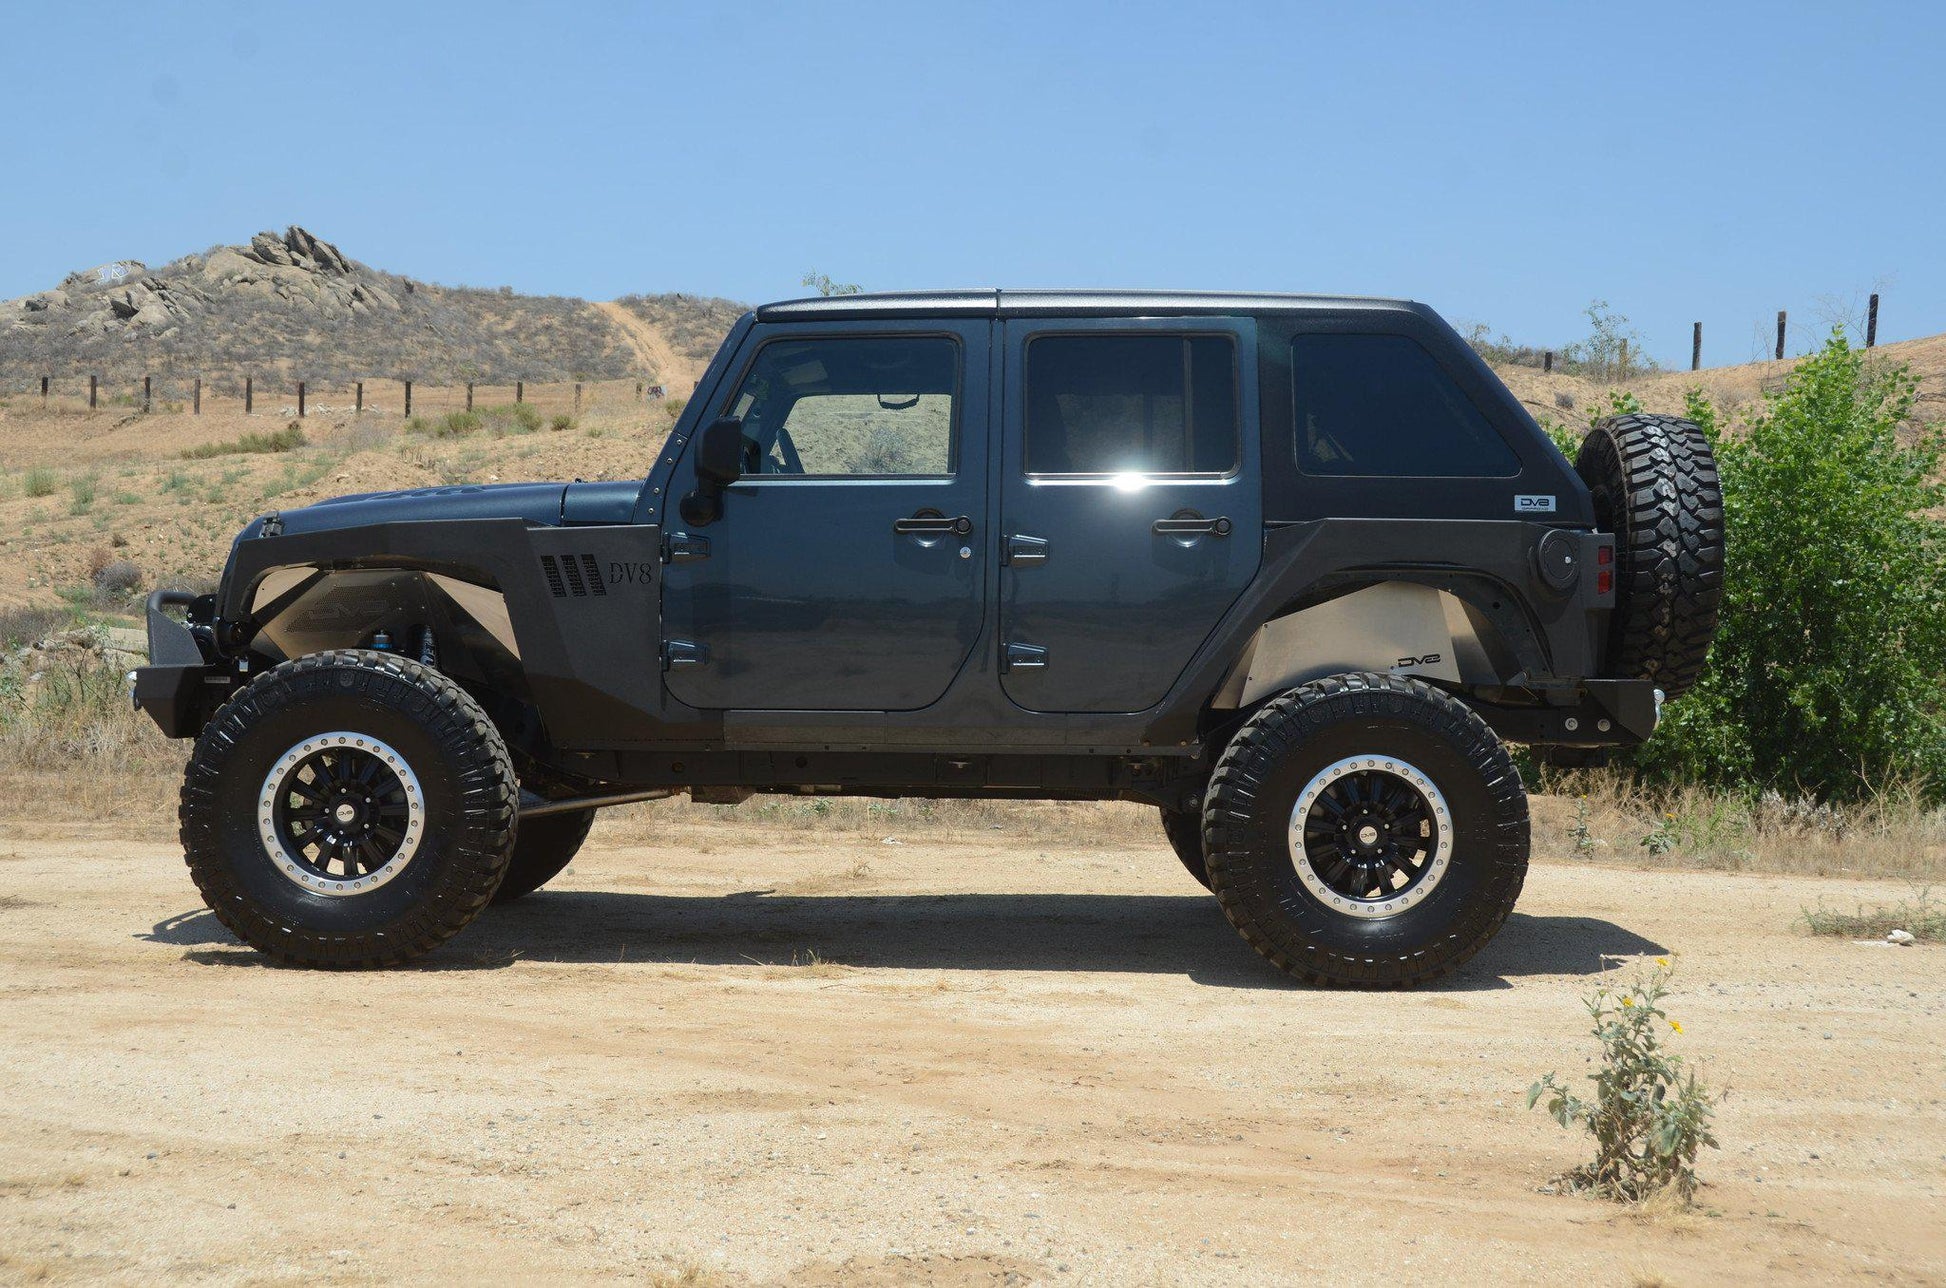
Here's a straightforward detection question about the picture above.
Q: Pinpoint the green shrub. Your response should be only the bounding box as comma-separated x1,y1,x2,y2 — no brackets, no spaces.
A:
434,410,484,437
1633,333,1946,801
23,468,57,498
180,422,307,459
550,413,574,432
1528,962,1719,1203
68,475,96,514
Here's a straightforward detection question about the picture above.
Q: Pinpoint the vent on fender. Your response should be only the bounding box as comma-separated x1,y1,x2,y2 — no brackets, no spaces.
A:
539,554,606,598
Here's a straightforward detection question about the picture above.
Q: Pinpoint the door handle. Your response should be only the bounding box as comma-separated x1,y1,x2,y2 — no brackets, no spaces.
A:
1152,515,1233,537
894,513,973,536
1004,642,1049,671
1005,534,1050,566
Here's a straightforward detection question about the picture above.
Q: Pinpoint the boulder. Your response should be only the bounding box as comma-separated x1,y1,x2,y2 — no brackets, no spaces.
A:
248,231,296,267
286,226,351,274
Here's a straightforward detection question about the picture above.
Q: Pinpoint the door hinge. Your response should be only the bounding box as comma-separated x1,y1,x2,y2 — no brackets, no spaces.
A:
662,640,708,670
1003,642,1049,671
1005,534,1049,567
662,533,710,564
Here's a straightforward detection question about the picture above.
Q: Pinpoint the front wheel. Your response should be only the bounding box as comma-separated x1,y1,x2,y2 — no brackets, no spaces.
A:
492,808,596,903
179,650,517,968
1204,673,1529,986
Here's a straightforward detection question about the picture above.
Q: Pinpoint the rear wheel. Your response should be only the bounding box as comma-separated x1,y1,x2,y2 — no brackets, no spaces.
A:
179,650,516,968
492,808,596,903
1159,805,1212,891
1576,413,1724,699
1204,673,1529,986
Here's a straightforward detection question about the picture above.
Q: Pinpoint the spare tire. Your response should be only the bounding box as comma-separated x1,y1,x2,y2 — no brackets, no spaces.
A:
1575,412,1724,699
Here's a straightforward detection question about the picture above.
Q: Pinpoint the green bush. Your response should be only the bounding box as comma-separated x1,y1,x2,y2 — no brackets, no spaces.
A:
1633,333,1946,801
23,467,57,498
1529,962,1720,1203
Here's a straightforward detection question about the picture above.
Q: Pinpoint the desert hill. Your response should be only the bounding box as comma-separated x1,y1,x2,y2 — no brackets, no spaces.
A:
1,226,745,393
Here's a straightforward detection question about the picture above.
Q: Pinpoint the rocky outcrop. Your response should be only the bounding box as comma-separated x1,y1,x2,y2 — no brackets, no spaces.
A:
0,224,674,386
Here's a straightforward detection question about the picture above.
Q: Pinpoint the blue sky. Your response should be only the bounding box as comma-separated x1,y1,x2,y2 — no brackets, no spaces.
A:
2,1,1939,365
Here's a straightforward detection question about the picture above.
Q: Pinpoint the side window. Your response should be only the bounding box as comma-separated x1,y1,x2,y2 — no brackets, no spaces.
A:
724,335,958,476
1025,334,1237,475
1291,333,1520,477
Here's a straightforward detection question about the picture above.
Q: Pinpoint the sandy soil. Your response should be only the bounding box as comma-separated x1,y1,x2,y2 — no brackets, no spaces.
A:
0,816,1940,1286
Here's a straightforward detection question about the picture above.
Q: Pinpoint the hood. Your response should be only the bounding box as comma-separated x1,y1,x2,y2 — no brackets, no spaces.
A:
267,481,570,536
256,479,644,538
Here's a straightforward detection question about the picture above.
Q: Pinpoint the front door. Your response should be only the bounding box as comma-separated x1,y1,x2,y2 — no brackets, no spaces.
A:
998,318,1261,713
661,321,989,711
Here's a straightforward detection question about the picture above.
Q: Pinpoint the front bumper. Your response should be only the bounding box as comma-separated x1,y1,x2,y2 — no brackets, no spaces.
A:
130,590,221,739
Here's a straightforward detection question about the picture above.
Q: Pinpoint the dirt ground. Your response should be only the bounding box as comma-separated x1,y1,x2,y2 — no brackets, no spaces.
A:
0,813,1940,1286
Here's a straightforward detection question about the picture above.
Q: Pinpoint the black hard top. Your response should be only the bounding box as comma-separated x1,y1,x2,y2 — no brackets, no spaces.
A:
755,288,1425,322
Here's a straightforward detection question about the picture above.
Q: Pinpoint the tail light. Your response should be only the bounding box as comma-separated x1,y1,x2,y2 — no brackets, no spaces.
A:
1596,543,1614,597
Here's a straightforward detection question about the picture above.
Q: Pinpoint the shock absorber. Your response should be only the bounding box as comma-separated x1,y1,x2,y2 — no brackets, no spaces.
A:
417,625,439,670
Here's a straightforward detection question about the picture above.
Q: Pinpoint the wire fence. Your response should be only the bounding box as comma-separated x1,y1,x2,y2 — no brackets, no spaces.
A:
2,373,674,419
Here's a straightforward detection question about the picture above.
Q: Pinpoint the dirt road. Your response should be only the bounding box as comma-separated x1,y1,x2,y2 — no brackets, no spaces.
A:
1,815,1940,1285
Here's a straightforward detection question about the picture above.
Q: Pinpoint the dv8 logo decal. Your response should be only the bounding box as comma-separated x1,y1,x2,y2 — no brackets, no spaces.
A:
1515,494,1557,514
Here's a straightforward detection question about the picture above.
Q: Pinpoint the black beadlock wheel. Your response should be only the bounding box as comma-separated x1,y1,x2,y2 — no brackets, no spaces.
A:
491,808,596,903
1159,805,1212,891
1576,412,1725,700
179,649,517,968
1204,673,1530,987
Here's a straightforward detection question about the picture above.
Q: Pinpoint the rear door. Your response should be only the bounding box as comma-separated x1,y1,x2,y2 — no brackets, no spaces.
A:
660,320,989,711
997,317,1260,713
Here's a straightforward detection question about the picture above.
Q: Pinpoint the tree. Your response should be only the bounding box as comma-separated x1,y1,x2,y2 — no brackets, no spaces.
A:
801,271,861,297
1633,332,1946,800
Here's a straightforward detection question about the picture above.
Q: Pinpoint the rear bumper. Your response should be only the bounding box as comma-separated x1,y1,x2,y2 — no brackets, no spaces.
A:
1468,678,1661,748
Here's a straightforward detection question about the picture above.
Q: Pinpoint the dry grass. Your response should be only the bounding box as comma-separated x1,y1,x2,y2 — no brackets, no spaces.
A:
1799,889,1943,942
1531,770,1946,881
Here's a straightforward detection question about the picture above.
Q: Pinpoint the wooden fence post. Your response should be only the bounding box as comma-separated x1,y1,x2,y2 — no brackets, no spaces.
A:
40,375,48,404
89,375,98,409
245,376,253,414
1543,351,1552,374
1691,322,1702,371
193,376,201,414
516,380,524,404
574,382,583,414
636,381,643,401
297,381,306,417
404,380,413,418
143,375,151,413
1867,293,1879,348
1775,310,1787,360
466,382,474,413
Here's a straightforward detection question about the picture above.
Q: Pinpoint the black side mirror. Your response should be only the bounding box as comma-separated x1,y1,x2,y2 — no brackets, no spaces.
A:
696,416,745,487
680,416,745,526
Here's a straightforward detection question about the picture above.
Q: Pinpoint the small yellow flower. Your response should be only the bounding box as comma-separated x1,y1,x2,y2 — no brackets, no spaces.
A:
1670,1020,1684,1034
1621,997,1634,1008
1656,956,1670,968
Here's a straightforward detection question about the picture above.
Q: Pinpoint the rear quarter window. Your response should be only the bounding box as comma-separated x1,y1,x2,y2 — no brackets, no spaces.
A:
1292,333,1521,478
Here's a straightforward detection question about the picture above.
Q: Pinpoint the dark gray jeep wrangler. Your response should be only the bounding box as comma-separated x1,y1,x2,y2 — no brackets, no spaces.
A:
135,290,1722,984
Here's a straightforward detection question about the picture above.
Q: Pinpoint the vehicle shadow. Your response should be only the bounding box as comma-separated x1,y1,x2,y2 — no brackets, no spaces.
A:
155,892,1667,989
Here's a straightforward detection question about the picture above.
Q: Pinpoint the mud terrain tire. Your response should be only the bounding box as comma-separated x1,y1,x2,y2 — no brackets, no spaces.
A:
1204,673,1529,987
180,650,517,968
491,808,596,903
1159,805,1212,891
1576,413,1724,699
